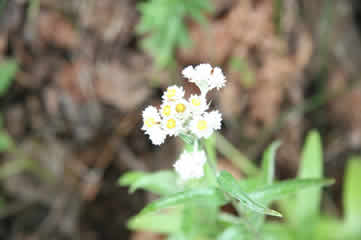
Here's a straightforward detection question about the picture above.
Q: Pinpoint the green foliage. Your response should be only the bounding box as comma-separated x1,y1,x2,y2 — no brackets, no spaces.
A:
0,58,17,153
137,0,213,67
0,59,17,96
139,187,226,215
120,131,335,240
128,208,182,233
268,131,361,240
0,131,13,152
118,170,178,195
344,157,361,235
217,171,282,217
0,0,7,16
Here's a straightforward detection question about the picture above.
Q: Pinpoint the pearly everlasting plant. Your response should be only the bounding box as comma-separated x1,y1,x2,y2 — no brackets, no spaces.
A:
120,66,333,240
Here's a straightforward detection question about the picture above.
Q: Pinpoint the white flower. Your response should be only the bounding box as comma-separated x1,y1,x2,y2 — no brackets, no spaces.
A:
160,101,175,118
173,98,191,119
142,106,161,133
190,114,214,139
162,85,185,102
188,94,208,114
146,126,167,145
173,150,207,181
162,116,183,136
182,65,196,79
209,67,226,90
206,110,222,130
182,64,226,96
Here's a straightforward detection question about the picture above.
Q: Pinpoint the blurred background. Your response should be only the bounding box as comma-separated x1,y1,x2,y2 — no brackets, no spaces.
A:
1,0,361,239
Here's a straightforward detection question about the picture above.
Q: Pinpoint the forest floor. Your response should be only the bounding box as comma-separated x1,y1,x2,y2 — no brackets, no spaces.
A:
1,0,361,239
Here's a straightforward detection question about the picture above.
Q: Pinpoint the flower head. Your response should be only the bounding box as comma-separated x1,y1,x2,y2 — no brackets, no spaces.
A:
207,110,222,130
188,94,208,114
162,85,185,102
160,101,175,118
209,67,226,90
142,106,161,133
162,116,183,136
190,111,222,139
182,63,226,95
173,149,207,181
173,98,191,119
190,114,213,139
146,127,167,145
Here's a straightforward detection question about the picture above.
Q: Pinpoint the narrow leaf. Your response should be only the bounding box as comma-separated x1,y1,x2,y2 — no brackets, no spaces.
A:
296,130,323,221
140,187,226,215
261,141,281,185
248,178,334,203
118,171,178,195
217,171,282,217
128,210,182,233
118,171,146,186
344,157,361,233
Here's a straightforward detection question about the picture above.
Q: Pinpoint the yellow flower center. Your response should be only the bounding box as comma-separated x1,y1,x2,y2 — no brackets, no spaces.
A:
176,103,186,113
166,119,176,129
197,120,207,131
145,117,156,128
166,89,176,99
162,105,171,116
191,98,201,106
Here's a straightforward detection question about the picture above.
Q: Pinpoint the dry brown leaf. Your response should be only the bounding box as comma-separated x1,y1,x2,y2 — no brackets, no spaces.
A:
95,56,151,111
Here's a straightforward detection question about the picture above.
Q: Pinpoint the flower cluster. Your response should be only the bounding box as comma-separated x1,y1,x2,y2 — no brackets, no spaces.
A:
141,64,226,145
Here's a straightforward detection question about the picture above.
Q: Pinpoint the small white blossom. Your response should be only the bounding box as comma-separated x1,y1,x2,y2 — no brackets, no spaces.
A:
160,101,175,118
162,116,183,136
182,65,196,80
190,114,214,139
182,64,226,96
188,95,208,114
146,126,167,145
142,106,161,133
206,110,222,130
209,67,226,90
162,85,185,102
173,98,191,119
173,150,207,181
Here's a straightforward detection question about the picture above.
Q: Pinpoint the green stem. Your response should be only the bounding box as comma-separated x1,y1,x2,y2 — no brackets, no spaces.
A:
215,133,259,176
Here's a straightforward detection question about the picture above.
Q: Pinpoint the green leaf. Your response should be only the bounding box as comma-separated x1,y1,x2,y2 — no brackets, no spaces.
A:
263,223,292,240
0,131,13,152
128,209,182,233
118,171,178,195
217,171,282,217
248,178,334,203
217,225,248,240
295,130,323,222
136,0,213,68
0,59,18,96
261,141,281,185
344,157,361,234
140,187,227,215
182,198,219,239
314,217,345,240
215,133,258,176
118,171,146,185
